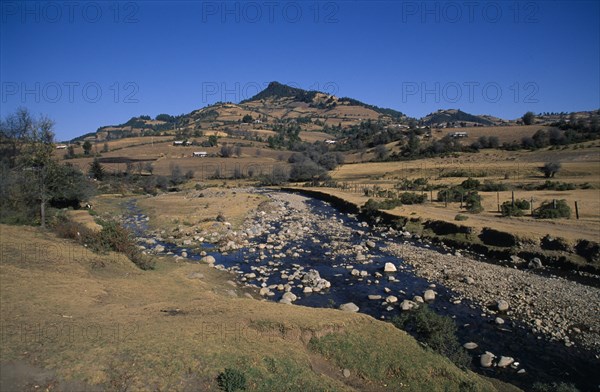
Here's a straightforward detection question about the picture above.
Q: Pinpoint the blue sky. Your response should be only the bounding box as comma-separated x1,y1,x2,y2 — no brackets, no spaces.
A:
1,0,599,140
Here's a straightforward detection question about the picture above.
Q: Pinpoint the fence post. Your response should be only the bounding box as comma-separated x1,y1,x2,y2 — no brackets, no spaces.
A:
497,191,500,212
575,201,579,220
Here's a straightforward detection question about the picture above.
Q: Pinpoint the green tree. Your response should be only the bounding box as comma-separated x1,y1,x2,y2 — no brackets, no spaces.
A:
82,140,93,155
522,111,536,125
19,114,57,228
66,145,76,159
540,161,561,178
89,158,105,180
102,142,109,152
242,114,253,123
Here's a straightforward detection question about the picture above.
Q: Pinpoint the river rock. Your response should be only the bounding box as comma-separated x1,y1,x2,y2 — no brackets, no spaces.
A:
464,276,475,285
303,287,313,294
463,342,478,350
497,356,514,368
366,240,376,249
343,368,351,378
386,295,398,304
351,269,360,276
339,302,359,312
495,317,505,325
413,296,424,303
400,300,416,311
368,295,382,300
480,352,495,368
528,257,543,269
423,289,436,301
259,287,270,296
384,262,397,272
497,300,509,312
201,255,216,264
154,244,165,253
282,292,297,302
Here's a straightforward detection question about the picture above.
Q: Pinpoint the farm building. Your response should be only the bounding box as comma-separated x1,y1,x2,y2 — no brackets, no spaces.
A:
449,132,469,138
192,151,208,157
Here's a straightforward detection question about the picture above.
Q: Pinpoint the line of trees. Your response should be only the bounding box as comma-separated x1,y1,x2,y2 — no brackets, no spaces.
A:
1,108,94,227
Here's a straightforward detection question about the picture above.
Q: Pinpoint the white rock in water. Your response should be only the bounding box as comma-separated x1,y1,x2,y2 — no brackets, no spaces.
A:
497,300,509,312
497,356,514,368
480,352,495,368
303,287,313,294
463,342,478,350
259,287,270,296
201,255,216,264
368,295,382,300
424,289,436,301
384,262,397,272
413,296,424,303
400,300,416,311
386,295,398,304
495,317,505,325
282,292,297,302
339,302,359,312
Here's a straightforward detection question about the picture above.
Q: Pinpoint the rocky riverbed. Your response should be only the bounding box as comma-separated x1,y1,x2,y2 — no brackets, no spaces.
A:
125,188,600,390
384,242,600,354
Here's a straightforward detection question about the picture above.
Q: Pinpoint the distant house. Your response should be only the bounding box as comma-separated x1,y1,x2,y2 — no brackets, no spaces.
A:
449,132,468,138
56,144,68,149
325,139,336,144
173,140,184,146
192,151,208,157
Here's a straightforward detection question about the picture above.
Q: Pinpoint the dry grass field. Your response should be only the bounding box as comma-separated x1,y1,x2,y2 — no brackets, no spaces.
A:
432,125,549,144
326,146,600,243
135,188,267,232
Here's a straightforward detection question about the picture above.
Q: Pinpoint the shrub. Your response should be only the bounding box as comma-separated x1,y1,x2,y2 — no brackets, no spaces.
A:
465,192,483,213
217,368,247,392
501,201,524,217
54,217,154,270
531,382,580,392
454,214,468,221
398,192,426,204
460,177,480,190
540,161,562,178
480,180,508,192
537,181,575,191
534,199,571,219
392,306,471,368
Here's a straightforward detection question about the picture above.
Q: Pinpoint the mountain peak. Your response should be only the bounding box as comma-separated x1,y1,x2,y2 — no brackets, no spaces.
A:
241,81,319,103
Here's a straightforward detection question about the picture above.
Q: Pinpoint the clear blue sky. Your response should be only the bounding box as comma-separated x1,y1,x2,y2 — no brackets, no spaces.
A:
1,0,599,141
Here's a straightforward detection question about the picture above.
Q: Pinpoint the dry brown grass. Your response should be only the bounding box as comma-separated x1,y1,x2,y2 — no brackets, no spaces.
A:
327,146,600,243
135,188,267,231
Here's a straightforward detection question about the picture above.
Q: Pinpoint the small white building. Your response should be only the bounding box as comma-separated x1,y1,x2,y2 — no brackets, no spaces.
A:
192,151,208,157
56,144,68,149
449,132,468,138
325,139,337,144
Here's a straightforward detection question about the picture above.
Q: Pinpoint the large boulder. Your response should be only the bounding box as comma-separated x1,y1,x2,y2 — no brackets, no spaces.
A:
201,255,216,264
480,352,495,368
497,356,514,368
497,300,509,312
383,262,397,273
423,289,436,301
339,302,359,312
